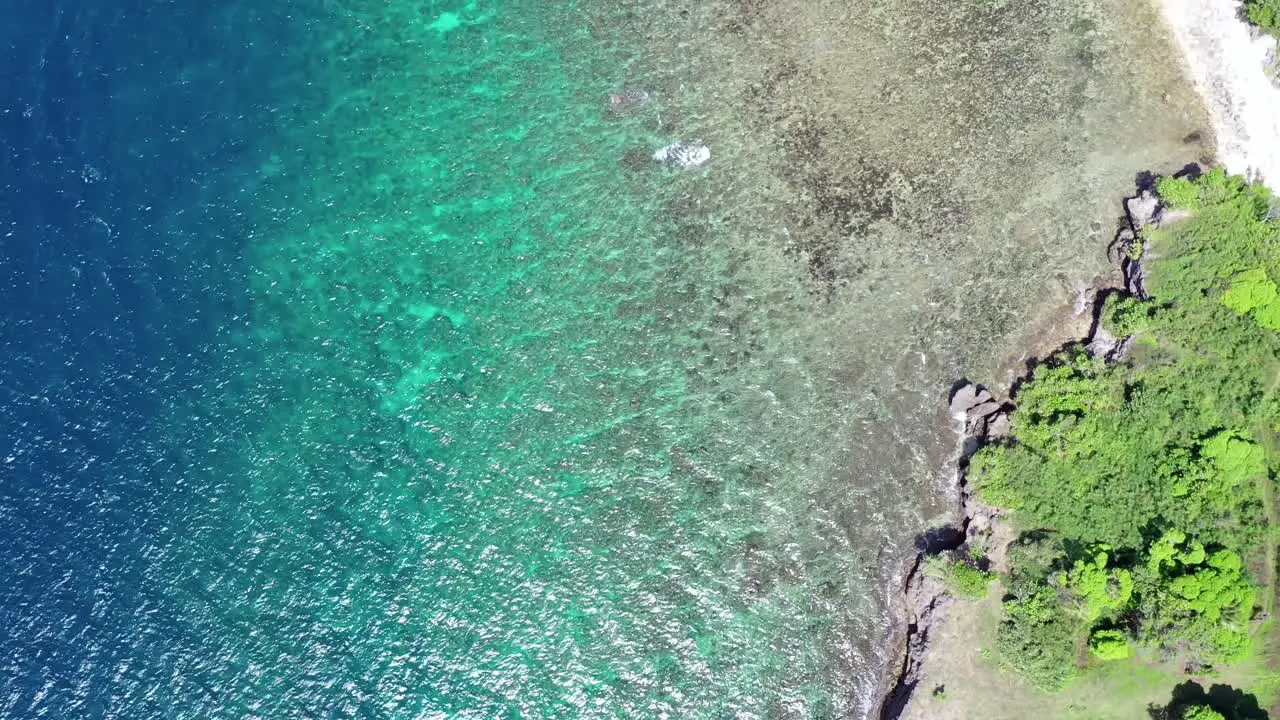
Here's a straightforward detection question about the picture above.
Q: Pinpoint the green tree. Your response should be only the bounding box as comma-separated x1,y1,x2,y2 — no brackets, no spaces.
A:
1056,545,1133,622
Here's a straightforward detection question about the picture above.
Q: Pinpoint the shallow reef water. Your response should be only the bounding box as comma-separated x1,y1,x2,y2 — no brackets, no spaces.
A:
2,0,1209,717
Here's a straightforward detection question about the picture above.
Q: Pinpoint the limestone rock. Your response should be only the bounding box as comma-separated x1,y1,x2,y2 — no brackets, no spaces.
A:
948,383,991,422
1109,227,1137,264
1088,325,1120,359
1125,255,1148,299
1125,190,1160,230
879,556,953,719
1111,335,1136,362
986,412,1010,439
967,401,1001,422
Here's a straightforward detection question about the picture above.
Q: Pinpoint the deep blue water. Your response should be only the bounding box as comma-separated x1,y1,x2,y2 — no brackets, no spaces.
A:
1,3,305,715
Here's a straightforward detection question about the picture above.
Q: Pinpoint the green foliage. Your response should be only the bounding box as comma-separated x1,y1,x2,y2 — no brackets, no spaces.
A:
1147,530,1207,572
1055,545,1133,622
976,172,1280,687
1222,268,1278,314
1159,175,1202,211
1139,530,1256,663
1180,706,1226,720
1088,628,1131,660
996,579,1079,690
925,556,993,598
1006,531,1067,579
1202,432,1267,490
1246,0,1280,34
1221,268,1280,330
1256,298,1280,330
1105,294,1155,336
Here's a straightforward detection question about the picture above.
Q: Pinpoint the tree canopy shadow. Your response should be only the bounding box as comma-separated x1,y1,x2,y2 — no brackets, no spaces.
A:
1146,680,1268,719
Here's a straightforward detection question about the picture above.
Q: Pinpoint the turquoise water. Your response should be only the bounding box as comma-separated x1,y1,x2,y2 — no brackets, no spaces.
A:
200,4,891,715
3,0,1211,717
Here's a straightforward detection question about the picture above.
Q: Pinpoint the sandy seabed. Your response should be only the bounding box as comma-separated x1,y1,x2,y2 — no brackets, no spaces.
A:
1158,0,1280,185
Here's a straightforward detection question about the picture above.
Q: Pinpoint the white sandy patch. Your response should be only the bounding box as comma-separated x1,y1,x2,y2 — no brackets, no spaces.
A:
1157,0,1280,185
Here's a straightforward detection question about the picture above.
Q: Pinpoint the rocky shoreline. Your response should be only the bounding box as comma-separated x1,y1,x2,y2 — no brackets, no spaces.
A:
871,181,1189,719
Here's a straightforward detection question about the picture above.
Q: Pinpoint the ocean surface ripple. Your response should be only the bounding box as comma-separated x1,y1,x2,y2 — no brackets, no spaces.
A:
2,0,1208,717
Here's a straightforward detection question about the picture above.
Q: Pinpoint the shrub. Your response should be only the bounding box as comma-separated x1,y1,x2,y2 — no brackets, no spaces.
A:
1140,531,1257,663
996,581,1079,690
1104,294,1155,336
1055,546,1134,622
926,556,993,599
1088,629,1131,660
1221,268,1278,315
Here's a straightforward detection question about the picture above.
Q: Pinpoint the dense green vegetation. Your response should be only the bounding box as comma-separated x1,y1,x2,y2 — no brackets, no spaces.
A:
1246,0,1280,35
970,170,1280,693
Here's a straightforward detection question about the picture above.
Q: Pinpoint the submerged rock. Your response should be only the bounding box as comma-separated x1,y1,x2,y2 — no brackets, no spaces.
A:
652,141,711,169
606,88,653,118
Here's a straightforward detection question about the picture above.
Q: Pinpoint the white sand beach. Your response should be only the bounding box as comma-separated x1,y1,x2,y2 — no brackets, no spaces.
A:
1158,0,1280,185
